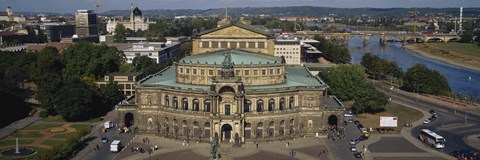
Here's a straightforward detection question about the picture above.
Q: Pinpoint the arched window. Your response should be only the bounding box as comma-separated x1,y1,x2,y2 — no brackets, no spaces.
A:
173,97,178,109
280,98,285,110
193,99,199,111
257,99,264,112
289,96,294,109
164,95,169,108
182,98,188,110
204,99,211,112
268,99,275,112
244,100,251,112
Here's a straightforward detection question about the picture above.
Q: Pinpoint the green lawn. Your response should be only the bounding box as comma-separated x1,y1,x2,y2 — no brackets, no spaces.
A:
40,140,63,148
52,132,75,138
23,124,63,130
11,132,43,138
0,139,34,147
356,102,423,134
429,43,480,58
43,116,103,123
70,124,91,131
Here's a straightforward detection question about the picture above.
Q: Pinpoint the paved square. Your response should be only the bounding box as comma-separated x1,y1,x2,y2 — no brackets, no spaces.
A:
369,137,425,153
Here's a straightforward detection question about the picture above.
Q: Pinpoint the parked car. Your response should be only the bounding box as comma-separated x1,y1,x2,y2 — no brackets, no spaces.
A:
344,113,354,117
350,145,357,152
354,120,360,125
423,118,432,124
353,151,362,158
429,109,436,114
350,139,357,145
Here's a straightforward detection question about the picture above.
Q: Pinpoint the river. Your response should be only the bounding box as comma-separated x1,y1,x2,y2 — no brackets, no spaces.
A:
348,38,480,102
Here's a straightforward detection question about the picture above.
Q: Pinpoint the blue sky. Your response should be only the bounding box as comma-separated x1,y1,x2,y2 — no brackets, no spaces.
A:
0,0,479,13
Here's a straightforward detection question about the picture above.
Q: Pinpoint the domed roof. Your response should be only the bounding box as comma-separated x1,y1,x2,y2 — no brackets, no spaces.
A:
132,7,142,16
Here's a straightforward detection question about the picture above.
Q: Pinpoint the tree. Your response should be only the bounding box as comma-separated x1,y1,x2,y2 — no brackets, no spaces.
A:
320,64,387,114
361,53,403,79
132,55,156,72
35,47,64,114
460,31,473,43
314,36,351,64
353,85,388,113
100,82,125,108
181,41,192,55
114,23,126,43
55,77,97,121
402,63,451,96
119,63,136,72
61,42,122,79
320,65,369,101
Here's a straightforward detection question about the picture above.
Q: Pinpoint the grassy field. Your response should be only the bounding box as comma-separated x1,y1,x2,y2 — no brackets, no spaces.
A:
52,132,75,138
40,140,63,147
356,102,423,134
70,124,91,131
43,116,103,123
428,43,480,58
23,124,63,130
11,132,44,138
0,139,34,147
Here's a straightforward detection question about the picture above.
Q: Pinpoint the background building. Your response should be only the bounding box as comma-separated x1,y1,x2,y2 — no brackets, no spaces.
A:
75,10,98,37
106,5,154,34
96,72,144,97
0,6,26,22
123,42,181,64
274,34,302,65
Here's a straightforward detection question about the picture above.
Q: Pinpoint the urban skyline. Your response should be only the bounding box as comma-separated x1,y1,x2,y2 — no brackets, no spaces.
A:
1,0,480,14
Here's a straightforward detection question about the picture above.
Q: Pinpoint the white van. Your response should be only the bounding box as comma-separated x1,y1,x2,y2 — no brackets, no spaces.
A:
104,121,113,129
110,140,121,152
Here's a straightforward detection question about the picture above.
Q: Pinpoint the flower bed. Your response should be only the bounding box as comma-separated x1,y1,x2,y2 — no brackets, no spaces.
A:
49,127,67,133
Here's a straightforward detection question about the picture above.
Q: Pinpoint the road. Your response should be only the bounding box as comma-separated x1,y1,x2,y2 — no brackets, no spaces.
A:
72,110,135,160
326,116,364,160
375,83,480,155
86,129,135,160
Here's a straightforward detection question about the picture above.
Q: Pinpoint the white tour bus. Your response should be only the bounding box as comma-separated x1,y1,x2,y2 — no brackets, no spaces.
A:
419,129,445,149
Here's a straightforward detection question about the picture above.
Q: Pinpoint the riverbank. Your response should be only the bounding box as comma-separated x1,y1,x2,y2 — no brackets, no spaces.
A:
403,43,480,72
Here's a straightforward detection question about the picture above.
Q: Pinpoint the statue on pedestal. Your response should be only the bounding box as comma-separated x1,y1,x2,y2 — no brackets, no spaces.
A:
210,138,218,160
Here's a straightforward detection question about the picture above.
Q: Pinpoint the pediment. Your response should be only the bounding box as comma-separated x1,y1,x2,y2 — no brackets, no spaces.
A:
200,26,268,38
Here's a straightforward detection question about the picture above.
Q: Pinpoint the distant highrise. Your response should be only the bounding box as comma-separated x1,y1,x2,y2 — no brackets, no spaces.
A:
459,7,463,32
75,10,98,37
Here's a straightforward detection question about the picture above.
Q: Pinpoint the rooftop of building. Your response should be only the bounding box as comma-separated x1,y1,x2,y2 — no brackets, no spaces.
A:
122,42,179,52
197,22,273,38
139,65,326,90
107,72,144,77
179,49,283,65
26,42,73,52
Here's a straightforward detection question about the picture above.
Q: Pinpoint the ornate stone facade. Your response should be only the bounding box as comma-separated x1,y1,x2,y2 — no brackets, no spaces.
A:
117,23,344,144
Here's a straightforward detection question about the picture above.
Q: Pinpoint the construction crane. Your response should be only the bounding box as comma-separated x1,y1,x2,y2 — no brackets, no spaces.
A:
94,0,106,14
408,8,419,35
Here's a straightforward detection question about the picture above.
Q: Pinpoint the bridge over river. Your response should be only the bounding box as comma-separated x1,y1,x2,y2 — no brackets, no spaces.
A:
294,31,461,44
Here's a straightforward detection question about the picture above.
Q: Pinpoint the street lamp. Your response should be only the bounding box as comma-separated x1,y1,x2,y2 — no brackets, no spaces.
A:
416,84,423,103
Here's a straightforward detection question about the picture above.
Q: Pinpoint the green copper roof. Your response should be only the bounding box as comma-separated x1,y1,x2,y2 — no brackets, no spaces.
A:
180,49,283,65
140,66,325,90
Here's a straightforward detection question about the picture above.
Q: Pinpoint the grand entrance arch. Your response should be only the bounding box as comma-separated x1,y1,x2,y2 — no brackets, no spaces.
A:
221,124,233,142
124,113,134,127
328,115,338,127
